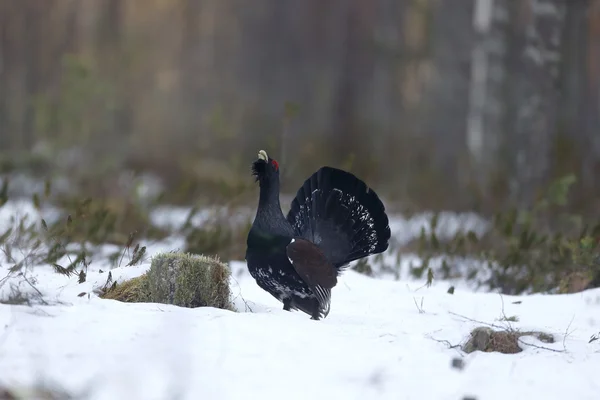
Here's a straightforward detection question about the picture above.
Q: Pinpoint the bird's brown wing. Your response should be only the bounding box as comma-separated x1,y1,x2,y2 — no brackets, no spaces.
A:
286,238,337,289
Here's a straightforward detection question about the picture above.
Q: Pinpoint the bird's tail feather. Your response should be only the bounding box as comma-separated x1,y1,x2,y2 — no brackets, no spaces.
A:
286,167,391,269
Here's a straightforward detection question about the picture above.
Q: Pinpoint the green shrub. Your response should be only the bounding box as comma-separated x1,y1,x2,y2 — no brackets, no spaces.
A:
400,174,600,294
49,195,168,246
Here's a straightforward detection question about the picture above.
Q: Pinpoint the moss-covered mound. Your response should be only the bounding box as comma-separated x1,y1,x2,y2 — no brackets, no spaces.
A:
100,252,233,310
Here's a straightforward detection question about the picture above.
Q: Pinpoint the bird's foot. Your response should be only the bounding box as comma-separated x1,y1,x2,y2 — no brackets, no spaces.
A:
283,298,292,311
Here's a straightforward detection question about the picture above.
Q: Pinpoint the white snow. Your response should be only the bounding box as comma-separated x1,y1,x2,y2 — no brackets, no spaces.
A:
0,201,599,399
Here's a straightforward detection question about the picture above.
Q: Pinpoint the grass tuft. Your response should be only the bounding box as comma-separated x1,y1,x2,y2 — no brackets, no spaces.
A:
101,252,234,311
100,274,151,303
147,252,233,310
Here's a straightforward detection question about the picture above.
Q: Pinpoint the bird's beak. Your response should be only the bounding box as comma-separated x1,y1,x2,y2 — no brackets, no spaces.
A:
258,150,268,161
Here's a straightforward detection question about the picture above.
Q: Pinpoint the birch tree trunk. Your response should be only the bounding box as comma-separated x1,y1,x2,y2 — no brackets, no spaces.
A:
506,0,567,206
468,0,567,207
466,0,509,203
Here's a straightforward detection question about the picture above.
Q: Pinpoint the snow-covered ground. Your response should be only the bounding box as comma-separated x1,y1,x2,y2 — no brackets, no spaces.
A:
0,201,599,399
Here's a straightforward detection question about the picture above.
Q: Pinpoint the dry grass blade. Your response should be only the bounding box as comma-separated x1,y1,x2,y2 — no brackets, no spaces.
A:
0,227,13,244
78,269,87,283
126,246,146,267
52,264,74,277
0,178,8,207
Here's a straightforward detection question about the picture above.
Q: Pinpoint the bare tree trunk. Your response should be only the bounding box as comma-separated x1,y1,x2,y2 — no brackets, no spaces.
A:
585,0,600,201
0,1,8,149
467,0,567,209
507,0,566,206
427,0,474,199
331,0,375,175
180,0,203,144
369,0,421,199
22,1,47,150
97,0,130,140
558,0,590,194
467,0,509,204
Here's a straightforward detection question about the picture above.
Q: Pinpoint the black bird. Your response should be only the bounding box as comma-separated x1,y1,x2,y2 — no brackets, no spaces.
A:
245,150,391,320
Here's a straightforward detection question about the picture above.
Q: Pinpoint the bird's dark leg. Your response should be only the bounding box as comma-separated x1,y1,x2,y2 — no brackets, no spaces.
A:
282,298,292,311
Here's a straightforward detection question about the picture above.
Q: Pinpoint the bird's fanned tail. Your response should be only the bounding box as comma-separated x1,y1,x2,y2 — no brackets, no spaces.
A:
286,166,391,269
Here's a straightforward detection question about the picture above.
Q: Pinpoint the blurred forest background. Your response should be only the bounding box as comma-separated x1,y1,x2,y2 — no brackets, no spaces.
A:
1,0,600,215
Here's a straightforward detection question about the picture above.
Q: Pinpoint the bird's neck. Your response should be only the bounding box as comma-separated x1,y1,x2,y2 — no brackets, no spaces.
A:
255,179,287,229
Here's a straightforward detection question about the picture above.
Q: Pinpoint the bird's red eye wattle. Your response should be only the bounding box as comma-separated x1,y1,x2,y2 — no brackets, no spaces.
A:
271,160,279,171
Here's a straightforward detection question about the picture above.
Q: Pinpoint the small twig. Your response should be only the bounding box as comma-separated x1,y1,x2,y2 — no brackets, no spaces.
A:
117,244,128,268
239,294,254,313
448,311,505,330
229,275,253,313
1,244,16,264
424,333,463,355
0,271,13,291
413,296,425,314
428,336,462,350
497,294,518,331
20,272,48,305
499,294,507,322
518,338,566,353
562,315,575,352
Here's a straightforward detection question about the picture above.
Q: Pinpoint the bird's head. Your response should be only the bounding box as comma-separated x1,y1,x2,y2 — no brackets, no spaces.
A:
251,149,280,183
